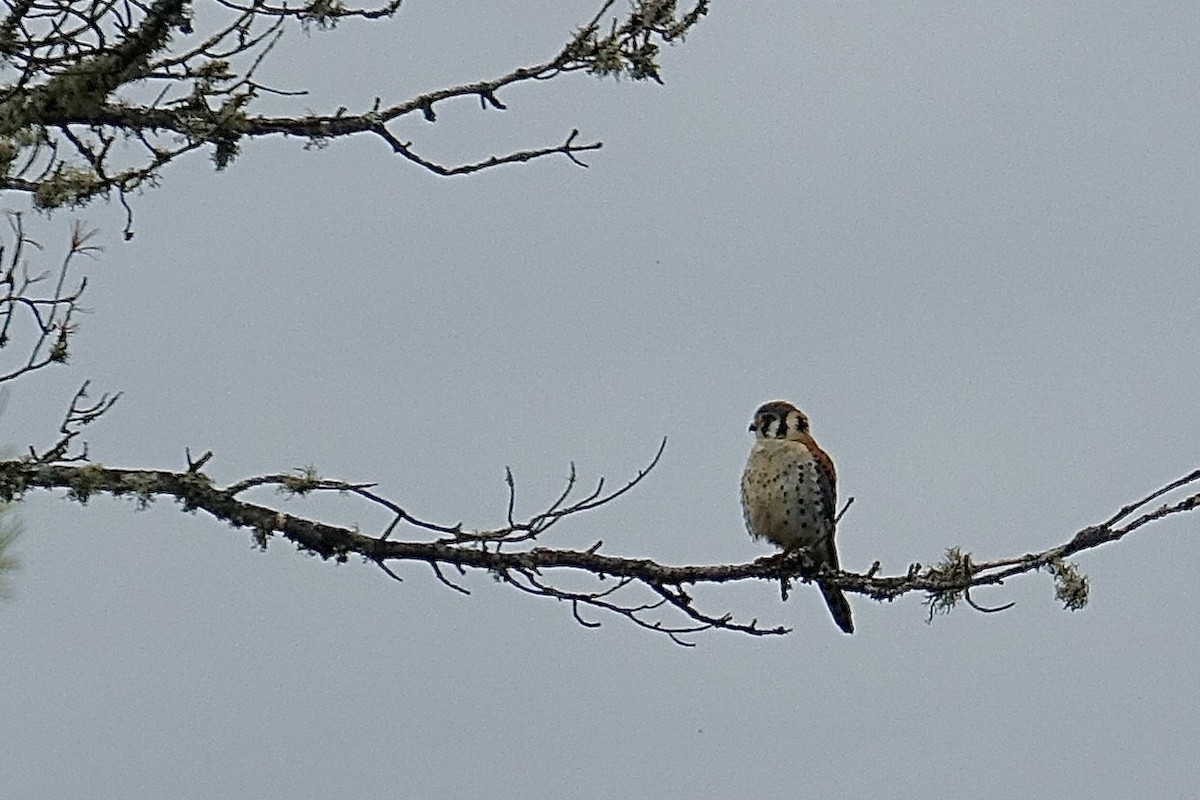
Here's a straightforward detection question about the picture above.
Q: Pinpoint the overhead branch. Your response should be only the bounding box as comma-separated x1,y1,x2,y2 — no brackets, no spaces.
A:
0,0,709,212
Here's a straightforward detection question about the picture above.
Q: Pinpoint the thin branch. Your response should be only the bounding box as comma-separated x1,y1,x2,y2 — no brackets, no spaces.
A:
371,126,600,176
0,214,97,384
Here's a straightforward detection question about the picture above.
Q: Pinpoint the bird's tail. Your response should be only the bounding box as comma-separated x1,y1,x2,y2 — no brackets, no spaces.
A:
819,583,854,634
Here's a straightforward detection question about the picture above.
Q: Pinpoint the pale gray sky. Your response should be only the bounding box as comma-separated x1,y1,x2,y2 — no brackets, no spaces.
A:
3,2,1200,797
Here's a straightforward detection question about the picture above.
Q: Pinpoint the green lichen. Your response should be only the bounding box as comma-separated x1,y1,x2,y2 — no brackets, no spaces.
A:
122,473,159,510
1045,558,1089,611
566,0,709,83
280,465,321,497
34,165,103,210
0,466,29,503
49,329,70,362
0,137,18,175
922,546,973,619
66,463,107,504
300,0,348,31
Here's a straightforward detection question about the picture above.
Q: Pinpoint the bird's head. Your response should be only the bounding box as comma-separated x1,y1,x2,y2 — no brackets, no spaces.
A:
748,400,810,441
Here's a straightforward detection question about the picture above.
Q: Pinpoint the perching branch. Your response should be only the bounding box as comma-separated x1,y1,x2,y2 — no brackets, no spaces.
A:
5,419,1197,644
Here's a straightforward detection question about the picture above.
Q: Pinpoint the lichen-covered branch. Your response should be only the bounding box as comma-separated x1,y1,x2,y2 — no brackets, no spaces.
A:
4,430,1196,643
0,0,710,222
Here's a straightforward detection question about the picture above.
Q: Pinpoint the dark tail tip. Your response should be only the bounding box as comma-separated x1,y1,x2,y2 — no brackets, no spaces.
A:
821,585,854,634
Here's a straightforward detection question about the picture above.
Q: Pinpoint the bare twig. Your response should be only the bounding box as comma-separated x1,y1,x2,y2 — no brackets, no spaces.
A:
0,214,98,384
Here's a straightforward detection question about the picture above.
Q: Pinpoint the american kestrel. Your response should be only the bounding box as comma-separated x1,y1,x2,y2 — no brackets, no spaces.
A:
741,400,854,634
